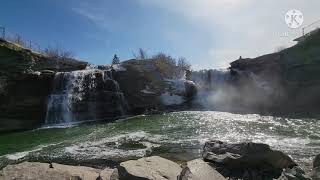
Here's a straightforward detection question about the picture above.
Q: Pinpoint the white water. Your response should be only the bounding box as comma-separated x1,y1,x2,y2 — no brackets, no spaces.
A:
45,66,127,125
0,111,319,171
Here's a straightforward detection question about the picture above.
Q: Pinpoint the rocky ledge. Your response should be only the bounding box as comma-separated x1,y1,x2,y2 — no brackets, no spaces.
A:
1,141,318,180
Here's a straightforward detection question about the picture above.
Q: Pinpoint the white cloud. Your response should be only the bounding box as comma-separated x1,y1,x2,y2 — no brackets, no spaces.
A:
72,6,120,31
138,0,320,69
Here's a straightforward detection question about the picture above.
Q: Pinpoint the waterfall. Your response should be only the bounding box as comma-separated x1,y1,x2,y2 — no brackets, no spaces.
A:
191,69,232,110
192,69,231,90
45,66,127,125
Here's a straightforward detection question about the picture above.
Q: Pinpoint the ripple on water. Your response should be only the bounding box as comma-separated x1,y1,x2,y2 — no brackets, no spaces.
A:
64,131,164,159
0,111,319,171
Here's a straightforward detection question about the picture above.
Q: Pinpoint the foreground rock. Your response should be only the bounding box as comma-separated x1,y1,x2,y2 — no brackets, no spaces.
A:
312,154,320,180
118,156,182,180
178,159,226,180
203,140,297,179
280,166,310,180
0,162,116,180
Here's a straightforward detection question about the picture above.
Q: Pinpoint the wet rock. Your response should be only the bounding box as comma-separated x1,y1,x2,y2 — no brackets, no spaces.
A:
118,156,181,180
280,166,310,180
314,154,320,169
313,168,320,180
312,154,320,180
0,162,116,180
202,140,297,179
178,159,226,180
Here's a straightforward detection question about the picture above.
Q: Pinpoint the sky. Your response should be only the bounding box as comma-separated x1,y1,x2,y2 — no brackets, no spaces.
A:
0,0,319,69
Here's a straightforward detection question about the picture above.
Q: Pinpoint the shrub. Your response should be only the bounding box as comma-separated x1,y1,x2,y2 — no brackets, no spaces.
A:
43,46,74,61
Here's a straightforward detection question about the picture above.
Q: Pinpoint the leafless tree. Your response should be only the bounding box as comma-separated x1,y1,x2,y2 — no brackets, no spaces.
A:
133,48,148,60
44,46,74,60
8,33,26,47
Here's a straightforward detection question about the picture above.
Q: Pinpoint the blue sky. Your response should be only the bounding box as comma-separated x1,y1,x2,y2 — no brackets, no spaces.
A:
1,0,319,69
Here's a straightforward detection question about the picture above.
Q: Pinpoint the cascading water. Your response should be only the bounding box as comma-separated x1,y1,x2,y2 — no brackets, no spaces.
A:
192,69,231,90
45,66,127,125
191,69,232,109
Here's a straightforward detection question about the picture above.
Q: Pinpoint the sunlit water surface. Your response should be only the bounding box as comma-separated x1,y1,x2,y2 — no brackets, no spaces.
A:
0,111,319,171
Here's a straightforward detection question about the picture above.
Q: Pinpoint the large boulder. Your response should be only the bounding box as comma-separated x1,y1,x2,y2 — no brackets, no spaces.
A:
0,162,116,180
202,140,297,179
118,156,182,180
312,154,320,180
178,159,226,180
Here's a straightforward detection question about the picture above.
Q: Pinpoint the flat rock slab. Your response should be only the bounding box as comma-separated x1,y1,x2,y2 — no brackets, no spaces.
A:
0,162,115,180
118,156,182,180
179,159,226,180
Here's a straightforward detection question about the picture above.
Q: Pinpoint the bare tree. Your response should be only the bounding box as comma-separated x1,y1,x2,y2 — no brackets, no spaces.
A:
177,57,191,71
177,57,191,79
152,52,177,78
152,52,176,66
133,48,148,60
8,33,26,47
44,46,74,60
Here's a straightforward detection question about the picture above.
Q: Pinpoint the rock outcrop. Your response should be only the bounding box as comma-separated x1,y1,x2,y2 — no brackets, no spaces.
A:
202,140,297,179
0,162,116,180
118,156,182,180
0,39,87,132
312,154,320,180
227,29,320,113
178,159,226,180
113,60,196,114
281,166,310,180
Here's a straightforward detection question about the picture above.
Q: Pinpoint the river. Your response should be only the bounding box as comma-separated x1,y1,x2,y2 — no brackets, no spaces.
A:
0,111,319,171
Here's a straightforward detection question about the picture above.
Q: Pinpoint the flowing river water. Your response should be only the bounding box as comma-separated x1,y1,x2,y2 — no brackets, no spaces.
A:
0,111,319,171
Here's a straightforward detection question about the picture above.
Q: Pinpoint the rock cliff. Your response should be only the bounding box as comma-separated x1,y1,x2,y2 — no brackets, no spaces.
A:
230,30,320,113
0,39,87,132
195,29,320,114
0,39,196,132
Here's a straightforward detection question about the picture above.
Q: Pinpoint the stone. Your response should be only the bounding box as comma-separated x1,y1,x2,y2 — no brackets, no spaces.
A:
312,154,320,180
312,167,320,180
314,154,320,168
280,166,310,180
118,156,182,180
0,162,116,180
203,140,297,179
178,159,226,180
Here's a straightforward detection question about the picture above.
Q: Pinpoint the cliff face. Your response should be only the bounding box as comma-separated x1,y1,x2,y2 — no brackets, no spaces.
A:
0,40,197,132
229,29,320,113
0,39,87,132
113,60,196,114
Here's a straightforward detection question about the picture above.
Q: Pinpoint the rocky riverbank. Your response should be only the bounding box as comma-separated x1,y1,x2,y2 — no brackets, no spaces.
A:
1,140,319,180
